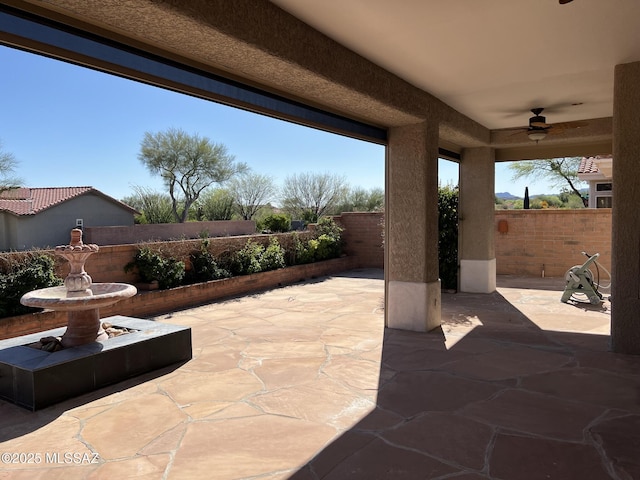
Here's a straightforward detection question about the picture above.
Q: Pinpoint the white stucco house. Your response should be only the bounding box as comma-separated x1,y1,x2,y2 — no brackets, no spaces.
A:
0,186,138,251
577,156,613,209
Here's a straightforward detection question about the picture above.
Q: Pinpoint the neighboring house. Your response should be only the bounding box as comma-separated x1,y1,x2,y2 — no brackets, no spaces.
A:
577,156,613,209
0,187,138,251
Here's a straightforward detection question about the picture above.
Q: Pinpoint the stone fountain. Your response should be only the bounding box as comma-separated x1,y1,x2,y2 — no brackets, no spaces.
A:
0,229,192,410
20,229,137,347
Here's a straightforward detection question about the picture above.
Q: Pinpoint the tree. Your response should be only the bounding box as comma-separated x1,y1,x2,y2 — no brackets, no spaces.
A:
0,141,21,193
228,172,277,220
197,188,235,221
138,128,247,223
335,186,384,213
121,186,174,224
281,172,349,223
508,157,587,207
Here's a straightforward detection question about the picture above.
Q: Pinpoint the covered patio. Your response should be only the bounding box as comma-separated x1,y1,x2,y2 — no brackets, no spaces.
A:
1,2,639,477
1,270,637,479
2,0,638,353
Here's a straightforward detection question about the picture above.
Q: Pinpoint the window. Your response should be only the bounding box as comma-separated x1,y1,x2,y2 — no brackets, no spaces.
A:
596,183,612,192
596,196,612,208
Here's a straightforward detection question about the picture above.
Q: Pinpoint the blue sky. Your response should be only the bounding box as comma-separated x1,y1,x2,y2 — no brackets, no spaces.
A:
0,46,555,201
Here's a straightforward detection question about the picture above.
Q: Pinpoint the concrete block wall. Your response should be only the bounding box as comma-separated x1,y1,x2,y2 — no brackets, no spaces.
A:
495,209,612,277
333,212,384,268
2,211,611,282
72,232,318,283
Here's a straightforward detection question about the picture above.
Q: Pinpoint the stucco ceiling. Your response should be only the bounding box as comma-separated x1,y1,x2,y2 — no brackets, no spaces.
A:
270,0,640,131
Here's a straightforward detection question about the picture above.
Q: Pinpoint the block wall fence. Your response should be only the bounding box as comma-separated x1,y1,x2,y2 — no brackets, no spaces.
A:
334,212,384,269
0,213,385,284
0,209,611,283
338,210,612,278
494,209,611,277
0,210,613,338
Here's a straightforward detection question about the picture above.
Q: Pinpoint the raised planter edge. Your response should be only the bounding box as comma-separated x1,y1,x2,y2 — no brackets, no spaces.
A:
0,256,358,340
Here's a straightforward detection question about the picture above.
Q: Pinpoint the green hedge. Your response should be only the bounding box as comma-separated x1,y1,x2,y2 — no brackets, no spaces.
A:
125,218,344,290
0,253,63,318
438,185,459,290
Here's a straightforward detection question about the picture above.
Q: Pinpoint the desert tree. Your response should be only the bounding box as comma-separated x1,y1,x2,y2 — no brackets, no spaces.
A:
228,172,277,220
121,186,174,224
138,128,247,222
508,157,587,207
197,188,235,221
334,186,384,213
280,172,349,223
0,141,22,193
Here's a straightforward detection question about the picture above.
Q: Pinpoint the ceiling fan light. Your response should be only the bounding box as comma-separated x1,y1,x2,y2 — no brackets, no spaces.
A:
528,130,547,141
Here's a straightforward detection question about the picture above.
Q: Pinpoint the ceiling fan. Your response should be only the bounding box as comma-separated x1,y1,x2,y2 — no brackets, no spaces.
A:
510,107,587,142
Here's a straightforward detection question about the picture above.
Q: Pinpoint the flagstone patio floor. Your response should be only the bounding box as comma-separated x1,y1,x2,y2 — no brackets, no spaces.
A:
1,268,639,479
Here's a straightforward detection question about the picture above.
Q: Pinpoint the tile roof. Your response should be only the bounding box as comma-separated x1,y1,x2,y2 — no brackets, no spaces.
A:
578,155,613,175
0,187,134,216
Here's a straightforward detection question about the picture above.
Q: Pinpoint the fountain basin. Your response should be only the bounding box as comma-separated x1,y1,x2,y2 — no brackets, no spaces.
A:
21,283,137,347
21,283,137,311
0,316,192,410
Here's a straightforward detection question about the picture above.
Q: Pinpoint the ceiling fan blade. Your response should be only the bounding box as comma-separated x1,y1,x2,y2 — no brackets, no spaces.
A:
546,120,589,134
508,128,536,137
560,120,589,128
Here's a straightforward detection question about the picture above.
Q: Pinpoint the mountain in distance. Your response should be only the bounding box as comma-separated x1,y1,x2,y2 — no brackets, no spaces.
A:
495,192,520,200
496,188,588,200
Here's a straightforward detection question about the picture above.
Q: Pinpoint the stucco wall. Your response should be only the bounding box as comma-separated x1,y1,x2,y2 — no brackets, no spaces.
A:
0,213,16,251
495,209,612,277
3,194,135,251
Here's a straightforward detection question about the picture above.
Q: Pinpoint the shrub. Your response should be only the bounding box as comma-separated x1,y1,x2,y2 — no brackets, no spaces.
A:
304,238,319,263
187,239,231,283
314,217,343,260
287,233,307,265
286,233,311,265
315,217,343,257
261,213,291,233
438,185,458,290
232,240,264,275
232,237,287,275
260,237,286,271
0,253,63,318
315,233,339,261
125,247,185,289
315,216,343,240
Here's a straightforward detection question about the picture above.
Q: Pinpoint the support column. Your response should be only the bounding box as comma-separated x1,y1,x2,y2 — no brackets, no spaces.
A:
611,61,640,354
459,147,496,293
385,121,440,331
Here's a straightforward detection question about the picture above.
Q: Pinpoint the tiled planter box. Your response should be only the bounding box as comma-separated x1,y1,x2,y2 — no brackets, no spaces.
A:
0,256,357,340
